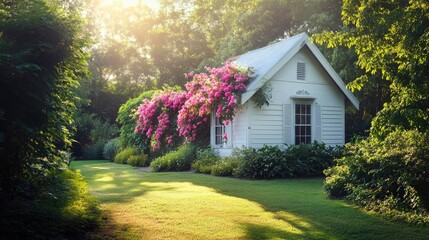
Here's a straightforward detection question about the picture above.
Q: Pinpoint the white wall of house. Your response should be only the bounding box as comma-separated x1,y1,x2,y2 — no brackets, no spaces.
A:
213,46,346,156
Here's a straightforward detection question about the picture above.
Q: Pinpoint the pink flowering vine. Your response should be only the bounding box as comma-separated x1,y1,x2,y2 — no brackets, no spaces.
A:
135,91,187,150
178,61,251,141
135,61,252,149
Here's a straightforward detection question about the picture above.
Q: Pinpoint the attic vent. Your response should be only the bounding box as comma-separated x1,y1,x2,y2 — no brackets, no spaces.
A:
297,61,306,81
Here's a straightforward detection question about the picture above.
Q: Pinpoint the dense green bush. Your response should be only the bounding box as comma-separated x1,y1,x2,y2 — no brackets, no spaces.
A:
116,91,155,151
235,145,286,179
114,147,139,164
0,0,89,195
83,140,106,160
233,142,341,179
324,130,429,224
284,142,342,177
191,148,221,174
127,154,149,167
0,168,100,239
103,138,121,161
150,144,196,172
211,157,242,176
74,112,119,160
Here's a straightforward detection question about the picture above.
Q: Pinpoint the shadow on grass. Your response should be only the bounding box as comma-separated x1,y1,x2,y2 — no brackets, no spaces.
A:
87,210,141,240
74,161,429,240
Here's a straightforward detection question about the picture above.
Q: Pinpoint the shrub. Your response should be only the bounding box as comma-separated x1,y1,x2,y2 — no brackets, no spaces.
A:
103,138,120,161
211,157,241,176
127,154,149,167
235,145,286,179
82,140,106,160
150,144,196,172
233,143,342,179
114,147,139,164
284,141,342,177
117,91,155,150
324,130,429,224
74,112,119,160
0,168,100,239
233,147,261,178
191,148,221,174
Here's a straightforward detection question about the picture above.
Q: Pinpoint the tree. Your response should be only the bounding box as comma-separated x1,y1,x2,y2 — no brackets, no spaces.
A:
0,0,89,195
313,0,429,138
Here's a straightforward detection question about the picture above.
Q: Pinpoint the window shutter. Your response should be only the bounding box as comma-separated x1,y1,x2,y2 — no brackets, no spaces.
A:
297,62,306,80
284,104,293,145
314,104,322,142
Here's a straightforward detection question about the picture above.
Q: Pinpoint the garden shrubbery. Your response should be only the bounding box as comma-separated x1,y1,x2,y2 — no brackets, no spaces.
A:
103,138,121,161
234,142,341,179
150,144,196,172
114,147,139,164
0,168,100,239
211,157,241,176
191,142,341,179
324,130,429,224
191,148,221,174
127,154,149,167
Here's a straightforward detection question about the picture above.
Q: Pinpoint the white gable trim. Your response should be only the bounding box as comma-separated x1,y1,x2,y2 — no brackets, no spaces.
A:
304,38,359,110
238,33,359,110
241,36,304,104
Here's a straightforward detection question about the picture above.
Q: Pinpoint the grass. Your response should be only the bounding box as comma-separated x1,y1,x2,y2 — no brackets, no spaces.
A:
72,160,429,240
0,168,100,239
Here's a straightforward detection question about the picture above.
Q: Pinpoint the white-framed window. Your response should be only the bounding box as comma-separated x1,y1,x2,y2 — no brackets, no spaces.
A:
295,103,311,144
214,116,225,145
296,60,306,81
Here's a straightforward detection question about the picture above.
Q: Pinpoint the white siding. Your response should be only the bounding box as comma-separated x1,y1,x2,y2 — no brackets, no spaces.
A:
321,105,344,146
232,108,248,147
248,104,284,148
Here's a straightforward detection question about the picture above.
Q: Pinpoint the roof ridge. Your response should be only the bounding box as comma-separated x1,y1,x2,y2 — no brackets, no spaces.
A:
237,32,307,57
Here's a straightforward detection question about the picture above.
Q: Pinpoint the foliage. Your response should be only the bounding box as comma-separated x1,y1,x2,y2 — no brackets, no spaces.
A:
127,154,149,167
252,82,272,108
103,138,120,161
324,130,429,224
73,112,119,159
83,140,106,160
117,91,155,151
150,144,196,172
234,143,342,179
284,142,342,177
211,157,241,177
235,146,286,179
0,168,100,239
0,0,89,194
191,148,221,174
313,0,429,138
114,147,139,164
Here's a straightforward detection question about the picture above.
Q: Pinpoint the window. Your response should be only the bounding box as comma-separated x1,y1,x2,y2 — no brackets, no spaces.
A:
297,61,306,81
295,104,311,144
214,116,225,145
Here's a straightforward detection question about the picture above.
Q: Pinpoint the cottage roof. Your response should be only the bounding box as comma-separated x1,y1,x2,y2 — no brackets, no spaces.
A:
234,33,359,110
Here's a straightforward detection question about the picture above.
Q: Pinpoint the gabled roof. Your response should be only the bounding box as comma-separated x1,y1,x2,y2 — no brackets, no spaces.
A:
234,33,359,110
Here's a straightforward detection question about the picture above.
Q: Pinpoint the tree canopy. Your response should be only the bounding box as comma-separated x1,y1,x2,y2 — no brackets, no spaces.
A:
313,0,429,138
0,0,89,194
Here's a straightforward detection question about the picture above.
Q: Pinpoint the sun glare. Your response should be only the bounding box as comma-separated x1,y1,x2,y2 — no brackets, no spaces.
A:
99,0,159,9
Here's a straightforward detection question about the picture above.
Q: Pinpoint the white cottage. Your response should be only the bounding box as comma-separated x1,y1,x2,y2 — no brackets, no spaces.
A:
210,33,359,157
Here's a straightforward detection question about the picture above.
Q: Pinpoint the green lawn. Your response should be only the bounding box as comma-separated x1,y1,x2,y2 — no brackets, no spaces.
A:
72,160,429,240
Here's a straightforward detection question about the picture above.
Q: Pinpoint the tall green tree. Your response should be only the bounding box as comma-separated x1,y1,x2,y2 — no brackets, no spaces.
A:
0,0,89,195
314,0,429,138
